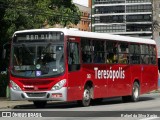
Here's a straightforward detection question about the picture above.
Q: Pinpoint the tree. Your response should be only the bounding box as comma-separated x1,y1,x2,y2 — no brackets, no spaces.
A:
0,0,81,70
48,0,81,26
1,0,81,41
152,20,160,31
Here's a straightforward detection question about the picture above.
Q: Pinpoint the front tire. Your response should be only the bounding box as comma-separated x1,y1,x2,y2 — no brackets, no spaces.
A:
78,86,91,107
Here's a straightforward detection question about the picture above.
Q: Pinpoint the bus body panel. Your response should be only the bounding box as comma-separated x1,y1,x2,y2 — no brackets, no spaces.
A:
130,65,141,90
10,73,68,101
10,87,67,101
67,71,83,101
141,65,158,94
106,64,132,97
83,64,108,98
67,36,84,101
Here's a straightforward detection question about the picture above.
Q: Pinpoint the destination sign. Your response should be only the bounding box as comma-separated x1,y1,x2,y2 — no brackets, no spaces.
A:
14,32,63,42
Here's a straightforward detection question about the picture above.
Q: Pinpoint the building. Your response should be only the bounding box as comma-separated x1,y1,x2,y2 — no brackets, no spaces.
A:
71,2,91,31
43,1,91,31
92,0,152,39
152,0,160,58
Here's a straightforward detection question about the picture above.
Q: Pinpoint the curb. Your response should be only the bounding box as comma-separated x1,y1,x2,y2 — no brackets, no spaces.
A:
0,99,32,109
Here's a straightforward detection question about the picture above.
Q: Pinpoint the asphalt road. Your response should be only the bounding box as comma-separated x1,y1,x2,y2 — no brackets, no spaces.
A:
1,93,160,120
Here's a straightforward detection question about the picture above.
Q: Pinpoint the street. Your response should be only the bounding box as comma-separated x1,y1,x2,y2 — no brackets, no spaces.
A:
0,93,160,120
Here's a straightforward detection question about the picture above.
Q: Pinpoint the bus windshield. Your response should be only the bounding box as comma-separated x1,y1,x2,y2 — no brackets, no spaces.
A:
11,44,65,77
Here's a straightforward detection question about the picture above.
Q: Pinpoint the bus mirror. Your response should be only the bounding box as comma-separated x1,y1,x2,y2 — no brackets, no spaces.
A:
2,42,10,59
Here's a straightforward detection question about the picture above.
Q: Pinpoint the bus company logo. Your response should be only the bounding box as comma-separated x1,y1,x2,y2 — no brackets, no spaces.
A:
2,112,11,117
94,67,125,81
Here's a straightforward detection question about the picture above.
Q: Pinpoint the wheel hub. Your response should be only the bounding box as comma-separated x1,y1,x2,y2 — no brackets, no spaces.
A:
133,86,139,98
83,89,90,101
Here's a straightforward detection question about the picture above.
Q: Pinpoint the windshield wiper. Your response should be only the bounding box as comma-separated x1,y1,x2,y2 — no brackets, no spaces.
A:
22,43,32,55
42,43,51,54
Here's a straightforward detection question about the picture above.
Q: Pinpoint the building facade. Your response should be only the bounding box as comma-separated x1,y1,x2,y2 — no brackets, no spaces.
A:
92,0,152,39
72,3,91,31
69,0,91,31
152,0,160,58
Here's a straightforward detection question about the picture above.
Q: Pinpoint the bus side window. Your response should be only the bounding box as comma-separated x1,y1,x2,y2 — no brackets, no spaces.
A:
81,38,92,63
149,45,156,65
68,42,80,71
93,40,105,63
129,44,140,64
141,44,149,64
118,42,129,64
106,41,118,64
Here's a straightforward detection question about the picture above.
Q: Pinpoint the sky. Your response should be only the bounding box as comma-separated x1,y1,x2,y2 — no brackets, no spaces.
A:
73,0,88,7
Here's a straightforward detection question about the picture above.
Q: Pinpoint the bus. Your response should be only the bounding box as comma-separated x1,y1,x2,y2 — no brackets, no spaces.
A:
9,28,158,108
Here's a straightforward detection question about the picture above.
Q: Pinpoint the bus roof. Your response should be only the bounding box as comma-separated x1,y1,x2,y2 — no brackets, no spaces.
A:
14,28,156,45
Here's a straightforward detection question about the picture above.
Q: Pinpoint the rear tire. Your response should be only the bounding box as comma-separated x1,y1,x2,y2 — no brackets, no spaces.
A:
78,86,91,107
131,82,140,102
122,82,140,102
33,101,47,108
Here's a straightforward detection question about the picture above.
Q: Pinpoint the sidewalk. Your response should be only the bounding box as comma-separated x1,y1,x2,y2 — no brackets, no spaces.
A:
0,97,32,109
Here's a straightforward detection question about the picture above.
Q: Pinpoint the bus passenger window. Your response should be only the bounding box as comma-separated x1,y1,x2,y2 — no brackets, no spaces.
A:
106,41,118,64
129,44,140,64
81,38,93,63
93,40,105,63
140,44,149,64
118,43,129,64
119,54,128,64
149,46,156,65
82,52,92,63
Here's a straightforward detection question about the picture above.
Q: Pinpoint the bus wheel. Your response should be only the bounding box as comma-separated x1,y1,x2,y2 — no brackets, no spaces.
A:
131,82,140,102
33,101,47,108
122,82,140,102
78,86,91,107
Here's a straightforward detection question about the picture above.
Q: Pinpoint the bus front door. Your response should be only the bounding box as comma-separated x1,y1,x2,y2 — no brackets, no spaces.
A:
67,40,82,101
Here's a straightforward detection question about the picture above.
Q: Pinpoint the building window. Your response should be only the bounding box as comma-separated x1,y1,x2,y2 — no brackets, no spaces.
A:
95,25,125,33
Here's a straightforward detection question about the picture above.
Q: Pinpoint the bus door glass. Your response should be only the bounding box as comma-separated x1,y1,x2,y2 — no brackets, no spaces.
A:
67,40,80,71
67,37,82,100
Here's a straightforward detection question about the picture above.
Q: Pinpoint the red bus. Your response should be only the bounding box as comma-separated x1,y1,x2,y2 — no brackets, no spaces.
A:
9,28,158,107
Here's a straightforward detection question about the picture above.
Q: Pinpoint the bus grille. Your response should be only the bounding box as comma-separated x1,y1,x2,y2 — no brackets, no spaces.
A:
20,80,53,85
19,79,53,91
26,92,46,97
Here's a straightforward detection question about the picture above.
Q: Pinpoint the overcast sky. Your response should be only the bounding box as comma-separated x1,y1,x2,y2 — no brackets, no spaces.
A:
73,0,88,7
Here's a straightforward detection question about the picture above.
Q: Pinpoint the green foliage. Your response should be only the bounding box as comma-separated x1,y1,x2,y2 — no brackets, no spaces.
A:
0,74,9,97
0,0,81,43
48,0,81,26
0,0,81,72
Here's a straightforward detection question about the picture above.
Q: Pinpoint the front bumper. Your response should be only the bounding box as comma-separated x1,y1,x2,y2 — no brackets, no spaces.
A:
10,87,67,101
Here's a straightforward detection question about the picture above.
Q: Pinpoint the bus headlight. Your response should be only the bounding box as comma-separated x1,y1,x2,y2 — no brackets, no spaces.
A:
51,79,66,91
10,80,21,91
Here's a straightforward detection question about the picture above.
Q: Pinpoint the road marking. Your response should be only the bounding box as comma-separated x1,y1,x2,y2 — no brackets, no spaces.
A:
139,117,160,120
